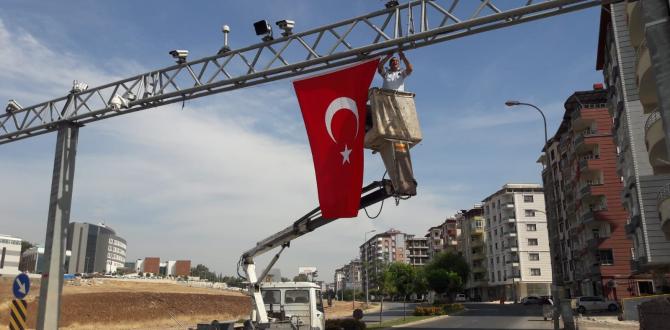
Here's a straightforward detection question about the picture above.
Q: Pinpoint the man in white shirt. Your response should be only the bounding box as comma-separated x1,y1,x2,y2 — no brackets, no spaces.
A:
377,50,413,91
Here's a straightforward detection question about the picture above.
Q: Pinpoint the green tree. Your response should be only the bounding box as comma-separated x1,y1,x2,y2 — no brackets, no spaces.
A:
20,241,34,254
293,273,309,282
386,262,417,319
424,252,469,302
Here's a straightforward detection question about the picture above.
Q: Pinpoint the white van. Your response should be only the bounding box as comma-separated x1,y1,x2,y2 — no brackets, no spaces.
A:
260,282,325,330
455,293,467,302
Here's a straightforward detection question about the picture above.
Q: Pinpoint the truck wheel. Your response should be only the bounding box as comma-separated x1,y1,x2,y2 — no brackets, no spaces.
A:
243,320,255,330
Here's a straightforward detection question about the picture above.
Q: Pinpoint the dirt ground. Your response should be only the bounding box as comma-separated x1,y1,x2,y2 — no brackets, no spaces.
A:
0,277,250,329
324,300,379,319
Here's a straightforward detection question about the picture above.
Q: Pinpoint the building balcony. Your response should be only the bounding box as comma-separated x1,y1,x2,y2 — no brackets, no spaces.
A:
657,184,670,239
471,240,484,248
472,266,486,274
506,255,520,265
472,252,486,261
631,255,648,273
627,0,644,49
471,227,484,236
578,155,601,174
625,215,641,235
573,131,598,155
644,110,670,174
636,40,658,113
571,107,596,132
503,228,517,237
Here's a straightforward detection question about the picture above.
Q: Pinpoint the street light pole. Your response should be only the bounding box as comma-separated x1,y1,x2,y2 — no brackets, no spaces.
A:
364,229,376,306
505,100,574,330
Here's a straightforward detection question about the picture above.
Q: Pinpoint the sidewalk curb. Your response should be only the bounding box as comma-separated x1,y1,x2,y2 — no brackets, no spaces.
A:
389,309,467,328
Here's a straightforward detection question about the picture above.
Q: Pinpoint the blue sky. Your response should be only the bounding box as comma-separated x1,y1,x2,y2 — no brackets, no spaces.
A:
0,1,602,279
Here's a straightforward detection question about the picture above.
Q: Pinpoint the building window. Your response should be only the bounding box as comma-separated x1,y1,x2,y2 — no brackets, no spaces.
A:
493,215,497,222
495,243,498,250
496,256,499,264
490,258,494,266
525,210,536,217
528,239,538,246
497,271,501,281
524,195,534,203
529,253,540,261
599,249,614,265
530,268,541,276
494,229,497,236
526,224,537,231
491,272,495,281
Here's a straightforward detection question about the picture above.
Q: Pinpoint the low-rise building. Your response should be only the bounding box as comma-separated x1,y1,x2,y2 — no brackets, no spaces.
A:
0,235,22,276
19,246,71,274
66,222,127,274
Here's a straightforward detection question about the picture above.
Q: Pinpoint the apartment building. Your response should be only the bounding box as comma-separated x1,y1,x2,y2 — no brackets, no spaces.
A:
543,87,650,300
597,1,670,293
406,235,429,266
0,234,22,276
359,229,407,290
334,259,362,291
456,205,489,301
66,222,127,274
425,225,443,258
482,184,552,301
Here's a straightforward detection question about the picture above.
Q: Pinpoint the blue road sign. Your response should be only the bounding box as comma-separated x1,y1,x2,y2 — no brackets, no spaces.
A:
12,273,30,299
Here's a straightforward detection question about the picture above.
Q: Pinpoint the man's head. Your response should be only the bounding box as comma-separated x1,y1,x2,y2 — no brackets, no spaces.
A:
389,57,400,71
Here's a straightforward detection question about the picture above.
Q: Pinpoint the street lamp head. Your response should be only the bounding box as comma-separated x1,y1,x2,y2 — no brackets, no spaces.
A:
505,100,521,107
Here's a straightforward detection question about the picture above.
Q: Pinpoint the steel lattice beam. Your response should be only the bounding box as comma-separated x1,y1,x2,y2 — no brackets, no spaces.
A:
0,0,606,145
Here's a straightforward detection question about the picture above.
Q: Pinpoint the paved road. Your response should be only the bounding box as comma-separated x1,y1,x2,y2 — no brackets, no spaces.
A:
396,303,556,330
361,301,418,324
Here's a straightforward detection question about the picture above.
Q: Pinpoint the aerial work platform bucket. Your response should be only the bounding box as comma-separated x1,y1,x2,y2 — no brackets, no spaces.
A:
365,88,422,196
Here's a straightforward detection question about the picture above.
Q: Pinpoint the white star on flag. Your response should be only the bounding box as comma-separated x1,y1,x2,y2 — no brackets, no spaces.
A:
340,145,352,164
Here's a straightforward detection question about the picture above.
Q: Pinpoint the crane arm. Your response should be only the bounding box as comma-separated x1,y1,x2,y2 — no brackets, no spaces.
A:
0,0,604,145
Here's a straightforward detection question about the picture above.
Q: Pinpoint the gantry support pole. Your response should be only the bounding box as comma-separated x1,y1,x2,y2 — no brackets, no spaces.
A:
36,122,79,330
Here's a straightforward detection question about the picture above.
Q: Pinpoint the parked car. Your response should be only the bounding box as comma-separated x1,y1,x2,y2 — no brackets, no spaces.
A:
575,296,619,313
454,294,467,302
521,295,543,305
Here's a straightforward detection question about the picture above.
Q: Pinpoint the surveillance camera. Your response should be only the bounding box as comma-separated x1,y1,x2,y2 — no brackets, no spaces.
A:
169,50,189,63
254,20,272,36
71,80,89,94
222,25,230,33
5,99,22,113
276,20,295,30
276,20,295,37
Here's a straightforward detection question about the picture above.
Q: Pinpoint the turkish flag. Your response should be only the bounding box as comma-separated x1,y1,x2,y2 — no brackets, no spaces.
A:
293,58,380,219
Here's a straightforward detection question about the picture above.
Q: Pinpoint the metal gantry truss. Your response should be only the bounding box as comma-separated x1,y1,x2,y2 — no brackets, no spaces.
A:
0,0,604,144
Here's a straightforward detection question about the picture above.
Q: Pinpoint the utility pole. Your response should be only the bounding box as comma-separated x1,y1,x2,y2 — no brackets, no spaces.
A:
36,122,79,330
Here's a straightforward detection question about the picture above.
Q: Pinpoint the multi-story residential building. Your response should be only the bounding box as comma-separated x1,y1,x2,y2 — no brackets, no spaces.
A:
0,234,22,276
456,205,489,301
338,259,362,291
157,260,191,277
360,229,407,291
425,225,443,258
543,87,651,300
442,218,460,252
406,235,429,266
597,1,670,293
482,184,552,301
66,222,127,274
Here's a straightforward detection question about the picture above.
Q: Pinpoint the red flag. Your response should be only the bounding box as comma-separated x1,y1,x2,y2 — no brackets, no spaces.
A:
293,58,380,219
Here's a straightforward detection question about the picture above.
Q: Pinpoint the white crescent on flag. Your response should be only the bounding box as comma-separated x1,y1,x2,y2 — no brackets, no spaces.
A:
324,97,359,143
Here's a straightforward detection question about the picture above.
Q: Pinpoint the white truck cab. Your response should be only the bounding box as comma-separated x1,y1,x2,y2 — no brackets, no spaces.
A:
260,282,325,330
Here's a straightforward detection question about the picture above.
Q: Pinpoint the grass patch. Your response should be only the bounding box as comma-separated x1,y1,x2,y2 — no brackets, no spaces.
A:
366,315,435,329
